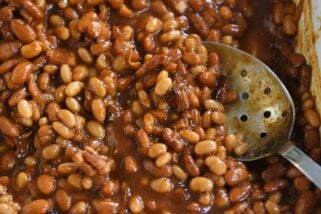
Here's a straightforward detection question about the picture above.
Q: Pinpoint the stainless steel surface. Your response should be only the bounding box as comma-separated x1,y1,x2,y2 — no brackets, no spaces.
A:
204,42,321,189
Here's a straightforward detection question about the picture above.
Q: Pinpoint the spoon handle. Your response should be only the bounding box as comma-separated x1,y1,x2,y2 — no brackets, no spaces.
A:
280,144,321,189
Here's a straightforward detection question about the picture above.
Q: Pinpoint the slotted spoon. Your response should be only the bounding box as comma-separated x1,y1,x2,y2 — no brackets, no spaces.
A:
204,42,321,189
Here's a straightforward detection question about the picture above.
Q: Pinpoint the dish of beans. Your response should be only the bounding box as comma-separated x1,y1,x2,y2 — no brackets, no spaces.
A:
0,0,320,213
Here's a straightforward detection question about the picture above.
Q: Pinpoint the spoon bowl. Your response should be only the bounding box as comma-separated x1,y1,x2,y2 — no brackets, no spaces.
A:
204,41,321,189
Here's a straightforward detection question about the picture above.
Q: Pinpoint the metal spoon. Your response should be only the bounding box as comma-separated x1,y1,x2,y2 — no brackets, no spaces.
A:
204,41,321,189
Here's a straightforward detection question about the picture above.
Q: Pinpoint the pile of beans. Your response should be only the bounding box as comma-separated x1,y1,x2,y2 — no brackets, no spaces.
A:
0,0,320,213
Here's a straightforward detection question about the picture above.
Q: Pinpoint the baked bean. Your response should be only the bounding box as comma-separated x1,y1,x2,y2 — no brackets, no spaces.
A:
225,167,249,186
190,177,213,192
234,143,249,156
156,152,172,167
37,174,56,195
302,98,315,111
264,179,288,193
262,163,286,182
48,48,77,66
67,173,82,190
211,111,226,125
229,182,252,202
0,57,24,75
202,110,213,128
57,109,76,128
214,188,229,208
183,152,200,177
136,128,152,149
154,77,172,96
129,195,144,213
288,53,306,67
52,121,75,139
37,72,50,91
42,144,61,160
91,98,106,122
0,203,16,214
220,6,234,21
180,130,200,144
160,30,181,43
269,192,282,204
304,109,321,127
10,19,36,42
172,165,188,180
286,165,302,179
78,48,93,64
283,15,297,36
88,77,107,97
163,128,184,152
189,14,209,38
21,199,52,214
205,156,227,176
65,81,84,97
56,189,71,211
295,191,317,214
204,99,224,111
150,177,173,193
151,1,168,16
82,176,93,190
65,97,81,113
272,2,284,25
194,140,217,155
119,5,134,18
308,148,320,161
69,201,87,214
148,143,167,158
0,116,20,137
90,41,111,56
20,41,42,59
225,134,238,152
19,0,44,19
15,171,29,189
11,61,34,85
133,102,146,119
294,176,310,192
0,41,22,62
49,14,64,26
143,160,172,177
24,156,37,167
17,99,33,119
198,192,213,206
54,26,70,40
86,120,105,139
124,156,139,173
162,19,179,31
146,17,162,33
58,162,78,174
143,112,154,134
101,180,117,196
265,200,280,214
92,199,120,213
0,6,13,22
